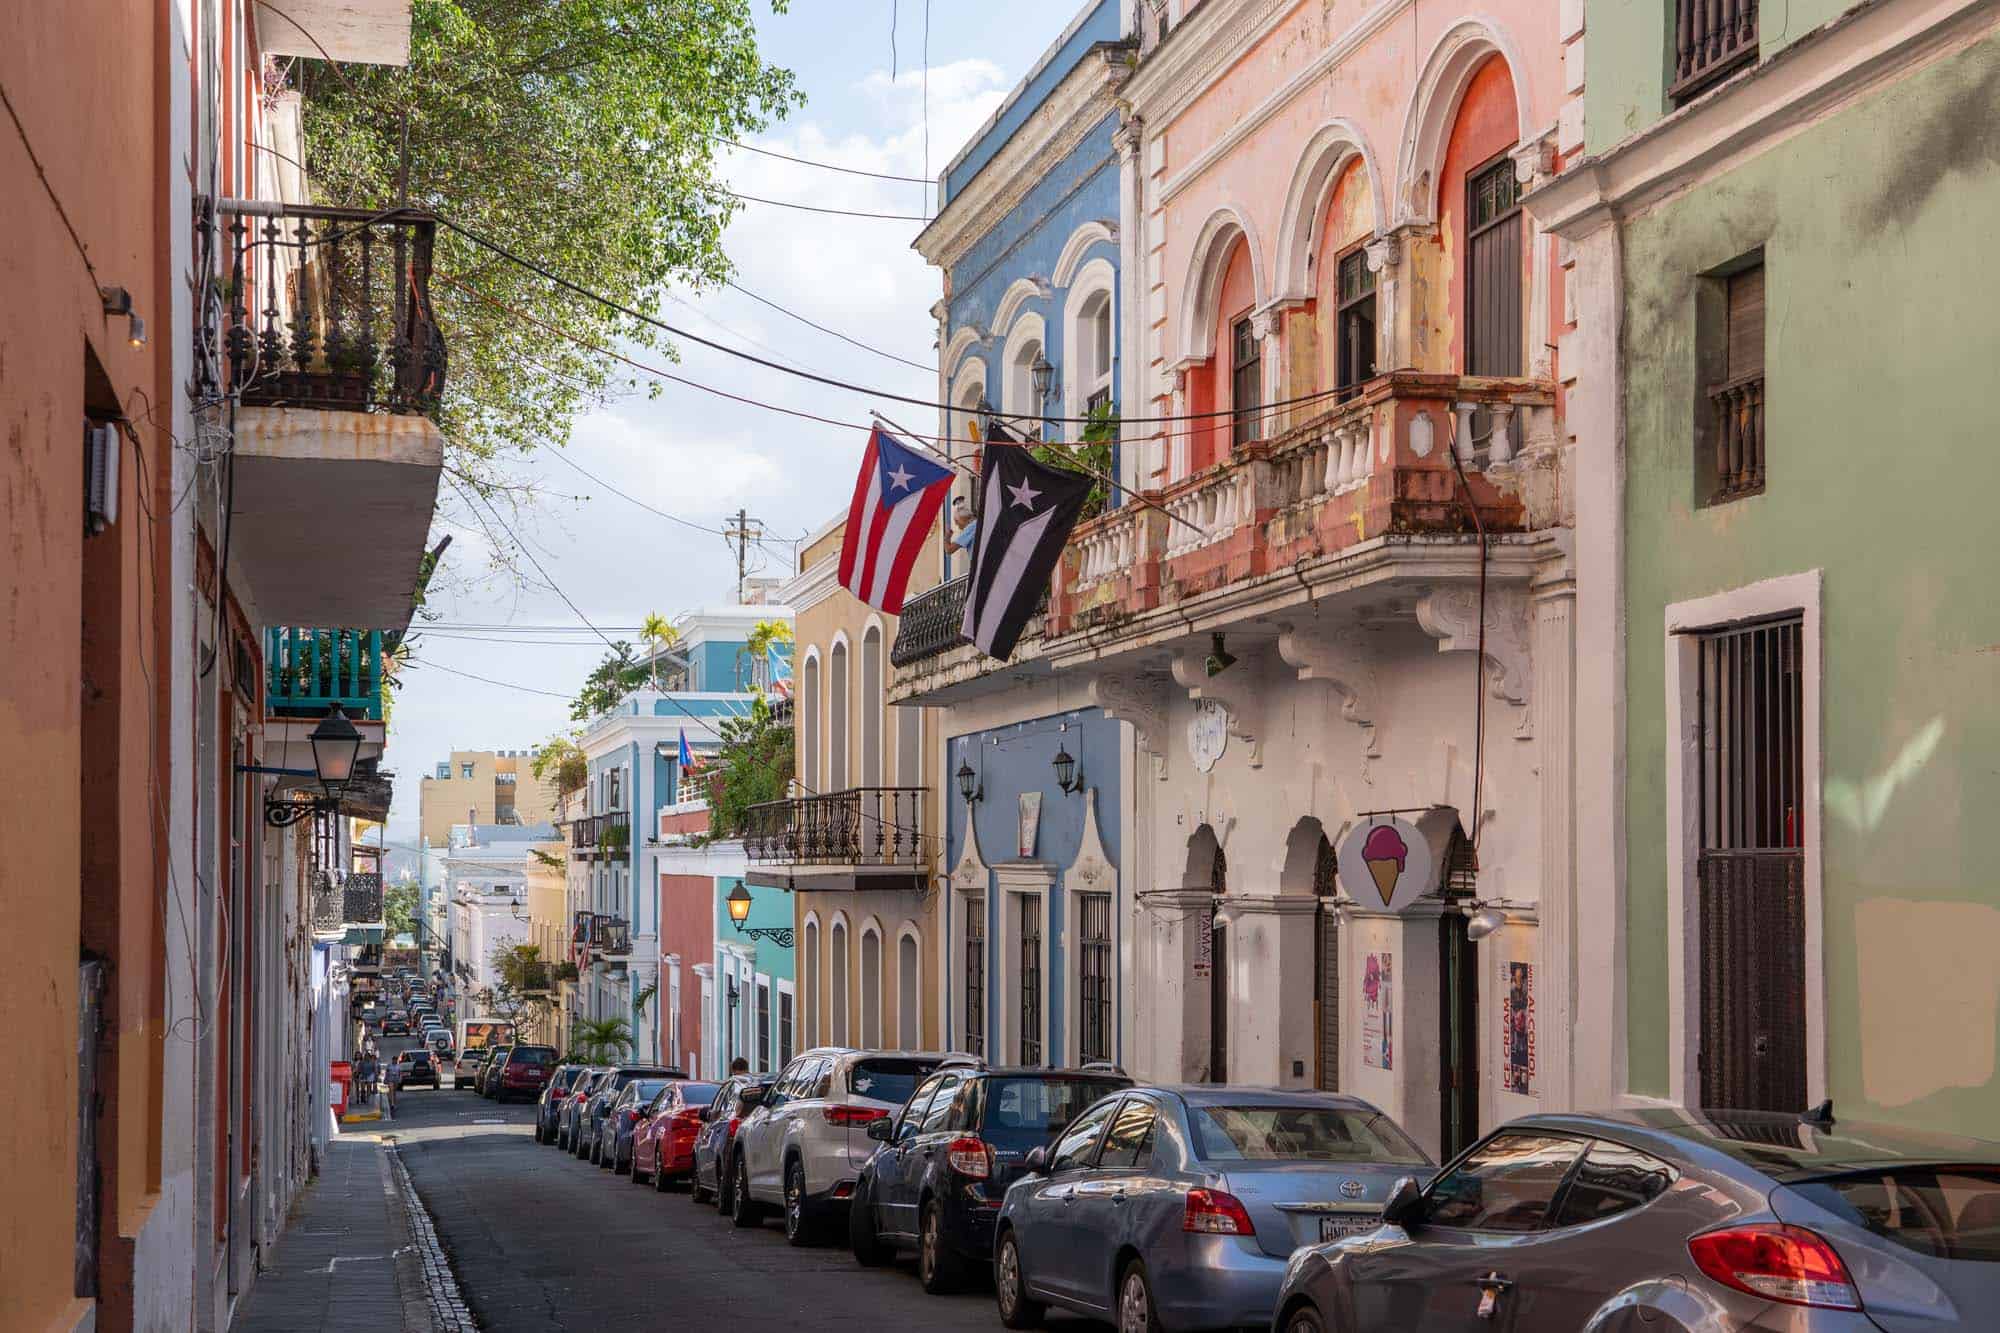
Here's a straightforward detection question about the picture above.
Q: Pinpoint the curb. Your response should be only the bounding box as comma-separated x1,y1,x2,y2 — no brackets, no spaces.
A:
385,1142,478,1333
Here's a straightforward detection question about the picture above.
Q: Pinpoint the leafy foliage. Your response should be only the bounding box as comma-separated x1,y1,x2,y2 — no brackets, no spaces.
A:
297,0,800,473
477,941,556,1031
742,617,793,690
705,694,793,836
639,613,680,690
571,1017,634,1064
385,879,420,937
1030,402,1118,520
569,642,649,720
530,729,590,795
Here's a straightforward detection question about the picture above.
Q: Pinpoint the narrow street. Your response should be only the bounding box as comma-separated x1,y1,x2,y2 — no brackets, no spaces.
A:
382,1044,1084,1331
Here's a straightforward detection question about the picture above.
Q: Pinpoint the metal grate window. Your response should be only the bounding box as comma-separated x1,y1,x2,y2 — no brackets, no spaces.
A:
779,989,795,1066
1231,316,1262,447
964,896,985,1058
1336,249,1377,394
1077,892,1113,1064
1018,895,1043,1066
1466,153,1524,380
1696,616,1807,1112
757,982,772,1070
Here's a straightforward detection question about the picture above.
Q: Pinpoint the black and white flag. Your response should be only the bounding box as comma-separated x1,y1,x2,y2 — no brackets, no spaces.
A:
960,427,1093,660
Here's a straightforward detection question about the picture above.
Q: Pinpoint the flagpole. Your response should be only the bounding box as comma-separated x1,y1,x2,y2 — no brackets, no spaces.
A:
869,409,1206,540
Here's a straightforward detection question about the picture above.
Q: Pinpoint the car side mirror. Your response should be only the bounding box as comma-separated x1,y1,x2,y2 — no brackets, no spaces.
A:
866,1117,894,1143
1381,1175,1425,1229
1023,1145,1050,1176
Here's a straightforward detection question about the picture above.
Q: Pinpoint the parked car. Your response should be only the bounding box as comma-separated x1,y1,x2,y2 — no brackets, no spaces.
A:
731,1049,975,1244
852,1066,1133,1292
493,1044,558,1103
454,1048,491,1091
556,1067,614,1150
1272,1104,2000,1333
633,1081,721,1187
991,1086,1431,1331
694,1075,774,1208
574,1065,687,1163
534,1064,595,1144
599,1077,684,1172
392,1049,441,1090
476,1045,514,1098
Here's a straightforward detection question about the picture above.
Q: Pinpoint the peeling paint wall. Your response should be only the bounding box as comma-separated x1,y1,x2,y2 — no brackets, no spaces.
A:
1619,31,2000,1133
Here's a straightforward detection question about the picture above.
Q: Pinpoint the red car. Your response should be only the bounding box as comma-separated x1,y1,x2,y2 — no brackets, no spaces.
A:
631,1080,721,1188
495,1044,559,1103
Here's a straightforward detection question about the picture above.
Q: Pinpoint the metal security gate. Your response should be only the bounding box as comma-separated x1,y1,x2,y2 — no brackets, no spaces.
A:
1018,895,1043,1066
75,957,106,1299
1696,617,1807,1111
965,896,985,1058
1313,834,1339,1091
1077,893,1113,1064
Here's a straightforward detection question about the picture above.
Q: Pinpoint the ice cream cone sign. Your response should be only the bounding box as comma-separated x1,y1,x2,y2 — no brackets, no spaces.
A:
1335,815,1436,915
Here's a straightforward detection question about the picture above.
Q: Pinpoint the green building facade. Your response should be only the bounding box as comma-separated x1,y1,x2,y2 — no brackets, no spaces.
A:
1534,0,2000,1134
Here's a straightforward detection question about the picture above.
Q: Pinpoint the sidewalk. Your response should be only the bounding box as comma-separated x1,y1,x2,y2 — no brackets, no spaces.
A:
232,1126,464,1333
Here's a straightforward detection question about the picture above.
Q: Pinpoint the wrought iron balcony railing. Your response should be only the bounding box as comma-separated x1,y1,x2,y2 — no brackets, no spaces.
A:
267,627,384,720
310,870,344,936
343,873,385,926
890,577,969,667
207,202,446,415
745,788,930,868
567,810,631,860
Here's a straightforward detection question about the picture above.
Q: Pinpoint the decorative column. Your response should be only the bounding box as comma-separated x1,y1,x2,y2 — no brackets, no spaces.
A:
1365,233,1404,374
1510,134,1558,382
1115,114,1148,487
1533,552,1578,1111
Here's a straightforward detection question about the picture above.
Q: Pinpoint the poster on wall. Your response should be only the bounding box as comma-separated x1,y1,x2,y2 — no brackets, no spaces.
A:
1017,791,1042,858
1361,952,1393,1070
1193,912,1213,979
1503,961,1537,1095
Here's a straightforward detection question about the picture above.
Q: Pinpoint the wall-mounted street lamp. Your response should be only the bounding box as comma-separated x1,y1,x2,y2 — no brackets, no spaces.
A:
1463,904,1509,942
1031,350,1056,403
956,759,984,805
265,704,363,827
725,883,795,947
1052,741,1084,796
1203,632,1237,678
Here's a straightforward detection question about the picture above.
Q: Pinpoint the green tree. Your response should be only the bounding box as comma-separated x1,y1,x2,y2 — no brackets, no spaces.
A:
477,941,555,1035
530,730,589,795
572,1017,634,1064
742,617,793,690
570,641,649,720
298,0,800,473
1030,402,1117,520
638,612,680,690
385,878,419,937
706,693,793,836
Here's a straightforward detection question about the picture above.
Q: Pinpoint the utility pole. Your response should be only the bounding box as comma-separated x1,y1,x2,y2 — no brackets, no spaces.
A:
722,508,764,604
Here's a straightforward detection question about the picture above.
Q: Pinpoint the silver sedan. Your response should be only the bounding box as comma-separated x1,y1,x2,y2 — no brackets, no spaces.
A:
1272,1105,2000,1331
992,1086,1432,1332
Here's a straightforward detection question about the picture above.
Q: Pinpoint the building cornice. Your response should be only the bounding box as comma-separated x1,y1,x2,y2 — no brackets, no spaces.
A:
916,49,1129,270
1139,0,1416,205
1527,0,2000,239
779,551,841,615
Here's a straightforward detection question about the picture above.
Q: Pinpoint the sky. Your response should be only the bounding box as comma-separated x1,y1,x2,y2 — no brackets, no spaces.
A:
382,0,1092,844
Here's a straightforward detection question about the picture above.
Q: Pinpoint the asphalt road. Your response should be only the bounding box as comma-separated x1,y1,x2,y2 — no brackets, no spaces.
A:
380,1043,1099,1332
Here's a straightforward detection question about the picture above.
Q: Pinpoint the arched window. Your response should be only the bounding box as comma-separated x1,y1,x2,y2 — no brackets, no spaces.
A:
830,919,849,1044
860,925,883,1048
800,651,821,794
897,930,920,1049
829,638,849,791
860,625,883,786
1007,335,1044,430
1439,55,1523,379
1188,239,1258,473
1076,291,1113,414
801,917,819,1047
1312,158,1378,395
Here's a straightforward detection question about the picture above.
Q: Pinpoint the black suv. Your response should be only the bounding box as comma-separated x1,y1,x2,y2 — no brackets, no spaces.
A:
850,1065,1132,1292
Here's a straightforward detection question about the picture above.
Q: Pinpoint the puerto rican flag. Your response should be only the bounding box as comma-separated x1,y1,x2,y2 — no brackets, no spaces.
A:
838,424,954,614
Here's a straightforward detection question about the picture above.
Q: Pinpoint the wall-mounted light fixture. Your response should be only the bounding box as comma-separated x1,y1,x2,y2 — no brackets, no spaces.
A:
1031,350,1056,402
1051,723,1084,796
99,286,146,348
725,882,795,947
265,704,363,826
1203,632,1238,678
956,759,984,805
1463,904,1508,942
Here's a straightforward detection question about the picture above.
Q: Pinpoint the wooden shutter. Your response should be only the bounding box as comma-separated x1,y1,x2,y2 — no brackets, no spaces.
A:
1726,265,1765,381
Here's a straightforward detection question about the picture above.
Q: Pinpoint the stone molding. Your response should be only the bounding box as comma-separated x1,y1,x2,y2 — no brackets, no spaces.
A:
1277,618,1381,756
1415,584,1534,721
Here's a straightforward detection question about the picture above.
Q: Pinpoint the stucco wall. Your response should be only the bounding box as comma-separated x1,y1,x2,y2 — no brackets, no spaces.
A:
1618,32,2000,1131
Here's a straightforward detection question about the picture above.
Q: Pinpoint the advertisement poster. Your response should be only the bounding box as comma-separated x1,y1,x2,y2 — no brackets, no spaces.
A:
1017,791,1042,858
1361,952,1393,1070
1503,961,1537,1095
1193,912,1213,979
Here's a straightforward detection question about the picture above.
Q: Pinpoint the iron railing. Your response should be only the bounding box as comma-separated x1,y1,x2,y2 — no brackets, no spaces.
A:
267,627,384,720
211,202,446,414
744,787,929,868
567,810,631,860
891,577,969,667
1671,0,1758,103
343,873,385,926
310,870,345,935
1708,372,1766,499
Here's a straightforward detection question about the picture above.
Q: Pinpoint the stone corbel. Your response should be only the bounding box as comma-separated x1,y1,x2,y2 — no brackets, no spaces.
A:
948,796,991,893
1276,619,1381,757
1171,645,1265,767
1510,133,1557,193
1415,585,1535,737
1088,671,1172,781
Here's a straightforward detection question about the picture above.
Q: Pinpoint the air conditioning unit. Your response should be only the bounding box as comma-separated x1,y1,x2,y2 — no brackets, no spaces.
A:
84,421,119,535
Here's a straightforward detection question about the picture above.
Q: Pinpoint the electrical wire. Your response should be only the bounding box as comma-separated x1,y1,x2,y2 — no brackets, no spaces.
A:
722,279,933,372
405,656,576,699
538,446,732,536
716,136,933,184
721,188,931,223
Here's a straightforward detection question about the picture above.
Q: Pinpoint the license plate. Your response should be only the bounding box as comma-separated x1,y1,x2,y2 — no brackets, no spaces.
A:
1319,1213,1379,1242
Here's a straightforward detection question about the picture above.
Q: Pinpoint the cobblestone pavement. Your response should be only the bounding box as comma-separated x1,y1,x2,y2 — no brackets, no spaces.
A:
387,1074,1102,1332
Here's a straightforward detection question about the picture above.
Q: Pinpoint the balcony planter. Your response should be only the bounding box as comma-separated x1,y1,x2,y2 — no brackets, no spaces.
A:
598,823,630,855
552,961,580,984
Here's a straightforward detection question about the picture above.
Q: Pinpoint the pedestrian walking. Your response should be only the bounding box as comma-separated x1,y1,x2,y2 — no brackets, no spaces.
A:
352,1051,376,1106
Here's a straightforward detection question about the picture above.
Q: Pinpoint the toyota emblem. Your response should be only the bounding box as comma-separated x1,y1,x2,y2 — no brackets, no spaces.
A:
1339,1179,1365,1199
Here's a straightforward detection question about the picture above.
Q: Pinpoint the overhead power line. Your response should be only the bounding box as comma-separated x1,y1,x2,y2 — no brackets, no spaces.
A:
719,136,933,185
723,279,933,373
722,188,931,223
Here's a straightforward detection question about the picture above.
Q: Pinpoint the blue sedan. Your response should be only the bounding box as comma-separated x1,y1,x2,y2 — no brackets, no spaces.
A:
992,1086,1432,1332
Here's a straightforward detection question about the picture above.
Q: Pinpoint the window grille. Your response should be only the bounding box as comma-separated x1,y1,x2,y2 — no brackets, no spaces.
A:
1231,316,1262,447
964,896,985,1058
1672,0,1759,104
1077,892,1113,1063
1336,249,1377,394
1466,154,1524,382
1018,895,1043,1066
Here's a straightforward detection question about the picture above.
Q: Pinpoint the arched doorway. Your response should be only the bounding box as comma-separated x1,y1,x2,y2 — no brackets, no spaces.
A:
1179,826,1229,1083
1281,818,1342,1091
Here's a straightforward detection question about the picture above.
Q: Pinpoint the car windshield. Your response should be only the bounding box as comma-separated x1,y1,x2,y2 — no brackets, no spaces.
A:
1791,1167,2000,1263
982,1078,1129,1151
680,1082,721,1107
848,1058,940,1105
1193,1105,1430,1164
510,1047,555,1066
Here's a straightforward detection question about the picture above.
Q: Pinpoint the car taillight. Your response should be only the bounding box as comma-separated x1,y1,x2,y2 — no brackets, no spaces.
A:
1182,1188,1256,1236
727,1117,741,1136
1689,1225,1860,1310
823,1105,889,1126
946,1137,992,1179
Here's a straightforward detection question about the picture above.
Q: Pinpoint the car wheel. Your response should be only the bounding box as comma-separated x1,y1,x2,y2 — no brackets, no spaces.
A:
783,1159,818,1246
849,1183,889,1267
715,1156,735,1215
532,1121,544,1144
919,1200,966,1294
613,1139,630,1174
1282,1302,1326,1333
654,1155,671,1193
730,1156,761,1228
1116,1260,1162,1333
688,1161,709,1204
994,1229,1044,1329
631,1148,649,1185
